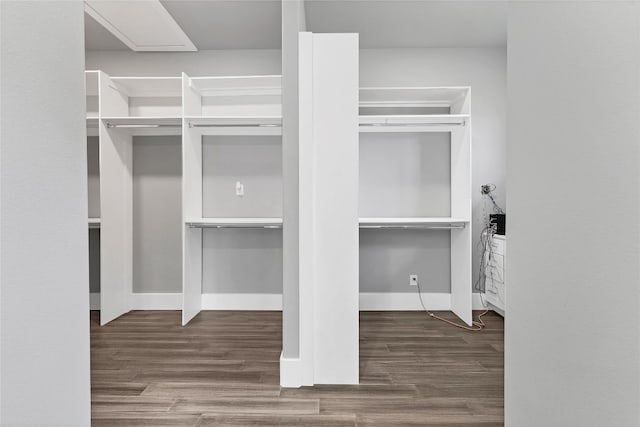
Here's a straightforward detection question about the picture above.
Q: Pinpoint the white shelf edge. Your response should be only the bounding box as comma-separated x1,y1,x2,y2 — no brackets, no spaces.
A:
359,85,471,91
359,217,469,229
185,218,283,229
359,217,469,223
189,74,282,81
359,114,469,124
88,218,101,229
110,76,182,80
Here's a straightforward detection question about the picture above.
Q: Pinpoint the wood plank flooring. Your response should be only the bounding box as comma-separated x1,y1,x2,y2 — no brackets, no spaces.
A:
91,310,504,426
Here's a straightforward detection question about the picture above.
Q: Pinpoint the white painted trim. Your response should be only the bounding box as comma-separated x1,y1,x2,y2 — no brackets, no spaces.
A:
359,292,450,310
130,293,182,310
88,292,487,312
201,293,282,310
279,352,305,388
360,292,487,311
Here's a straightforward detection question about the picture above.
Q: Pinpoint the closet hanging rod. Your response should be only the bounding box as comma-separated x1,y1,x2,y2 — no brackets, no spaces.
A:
106,123,180,129
187,223,282,229
360,224,466,230
188,123,281,129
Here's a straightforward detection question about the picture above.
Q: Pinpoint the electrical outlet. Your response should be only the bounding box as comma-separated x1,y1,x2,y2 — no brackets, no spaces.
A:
235,181,244,197
410,274,418,286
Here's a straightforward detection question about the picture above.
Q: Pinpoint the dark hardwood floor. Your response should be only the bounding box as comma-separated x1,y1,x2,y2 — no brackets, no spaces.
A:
91,310,504,426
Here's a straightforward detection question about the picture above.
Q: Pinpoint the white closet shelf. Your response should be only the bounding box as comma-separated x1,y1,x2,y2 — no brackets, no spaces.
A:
185,116,282,127
188,75,282,97
359,86,470,108
359,114,469,130
185,218,283,229
109,77,182,98
359,217,469,229
88,218,101,229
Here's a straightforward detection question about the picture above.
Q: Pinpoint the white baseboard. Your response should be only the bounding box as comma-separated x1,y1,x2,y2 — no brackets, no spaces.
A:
201,293,282,310
279,352,304,388
89,292,487,311
130,292,182,310
359,292,487,311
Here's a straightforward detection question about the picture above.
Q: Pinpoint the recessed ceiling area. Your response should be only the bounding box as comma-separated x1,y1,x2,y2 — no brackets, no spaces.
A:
84,0,282,51
305,0,507,48
161,0,281,50
85,0,197,51
84,0,507,51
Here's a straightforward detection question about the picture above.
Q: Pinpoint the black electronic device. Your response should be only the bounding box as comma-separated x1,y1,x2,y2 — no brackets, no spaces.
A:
489,214,505,235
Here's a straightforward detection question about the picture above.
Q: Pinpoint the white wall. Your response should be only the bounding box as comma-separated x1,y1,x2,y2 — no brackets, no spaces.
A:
506,3,640,426
86,49,281,77
1,2,90,424
360,48,507,294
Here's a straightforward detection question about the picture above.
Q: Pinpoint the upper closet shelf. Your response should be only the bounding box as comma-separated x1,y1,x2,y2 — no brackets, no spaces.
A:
110,77,182,98
186,218,283,229
88,218,101,229
360,87,470,110
184,74,282,118
188,75,282,97
359,217,469,229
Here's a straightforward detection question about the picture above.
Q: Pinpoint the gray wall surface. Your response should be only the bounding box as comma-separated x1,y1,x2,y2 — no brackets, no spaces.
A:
89,229,101,293
360,230,450,293
202,229,283,294
1,2,91,424
88,136,101,292
506,3,640,426
360,132,451,218
86,49,281,77
132,136,182,293
202,135,282,218
87,136,100,217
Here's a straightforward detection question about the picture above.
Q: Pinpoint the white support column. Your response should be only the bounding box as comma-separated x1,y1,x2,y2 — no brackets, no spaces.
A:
293,32,360,386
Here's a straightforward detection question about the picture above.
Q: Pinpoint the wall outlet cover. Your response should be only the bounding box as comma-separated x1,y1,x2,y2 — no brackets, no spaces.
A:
235,181,244,197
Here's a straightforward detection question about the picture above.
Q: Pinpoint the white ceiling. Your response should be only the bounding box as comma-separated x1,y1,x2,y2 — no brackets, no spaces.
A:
84,0,507,51
305,1,507,49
